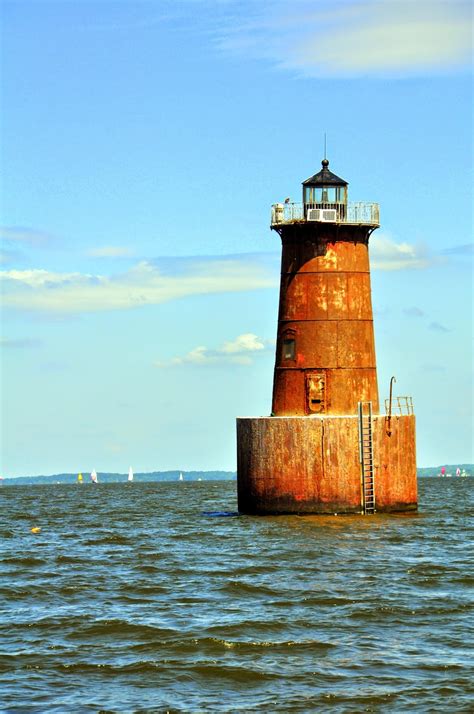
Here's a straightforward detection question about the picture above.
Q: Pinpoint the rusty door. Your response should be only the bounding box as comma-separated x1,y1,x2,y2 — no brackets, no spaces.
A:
305,372,326,414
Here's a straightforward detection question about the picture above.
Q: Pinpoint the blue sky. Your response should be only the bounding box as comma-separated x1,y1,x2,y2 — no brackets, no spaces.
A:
1,0,472,476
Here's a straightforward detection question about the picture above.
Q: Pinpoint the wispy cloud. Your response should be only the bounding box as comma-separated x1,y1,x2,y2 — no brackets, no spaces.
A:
0,226,57,265
0,239,436,317
1,255,277,314
420,363,447,373
0,226,55,246
156,332,272,367
0,248,24,266
429,321,450,333
370,234,436,270
215,0,472,77
87,246,135,258
441,243,473,256
0,337,42,349
403,306,425,318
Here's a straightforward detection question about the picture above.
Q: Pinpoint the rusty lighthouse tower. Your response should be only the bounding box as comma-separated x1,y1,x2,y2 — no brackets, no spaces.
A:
237,158,418,514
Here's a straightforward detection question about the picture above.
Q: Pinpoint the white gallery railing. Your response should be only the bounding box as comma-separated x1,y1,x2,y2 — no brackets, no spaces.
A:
271,202,380,226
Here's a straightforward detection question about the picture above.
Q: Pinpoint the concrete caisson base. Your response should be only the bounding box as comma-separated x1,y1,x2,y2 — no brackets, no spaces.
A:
237,414,417,514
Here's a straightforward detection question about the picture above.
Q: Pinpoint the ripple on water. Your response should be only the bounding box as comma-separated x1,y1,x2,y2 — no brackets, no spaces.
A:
0,479,473,712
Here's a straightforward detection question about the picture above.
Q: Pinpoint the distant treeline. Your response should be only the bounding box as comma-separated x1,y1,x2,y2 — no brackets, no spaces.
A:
417,464,472,477
2,466,472,485
2,471,237,485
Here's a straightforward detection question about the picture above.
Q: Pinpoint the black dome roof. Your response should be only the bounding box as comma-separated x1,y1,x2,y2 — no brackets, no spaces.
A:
303,159,348,187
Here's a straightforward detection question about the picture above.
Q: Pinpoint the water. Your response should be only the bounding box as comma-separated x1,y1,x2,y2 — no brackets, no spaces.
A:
1,479,473,713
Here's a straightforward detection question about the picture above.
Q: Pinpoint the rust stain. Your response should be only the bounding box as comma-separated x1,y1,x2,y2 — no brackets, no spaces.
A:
237,167,417,516
272,225,379,417
237,416,417,515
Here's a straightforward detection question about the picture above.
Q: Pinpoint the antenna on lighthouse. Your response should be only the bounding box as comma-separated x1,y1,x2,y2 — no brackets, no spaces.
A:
324,132,327,160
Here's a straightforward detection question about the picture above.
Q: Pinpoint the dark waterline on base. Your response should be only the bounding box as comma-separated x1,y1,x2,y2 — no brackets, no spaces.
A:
1,479,473,712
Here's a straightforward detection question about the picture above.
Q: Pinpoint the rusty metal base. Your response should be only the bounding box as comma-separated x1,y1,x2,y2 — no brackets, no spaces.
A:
237,415,417,515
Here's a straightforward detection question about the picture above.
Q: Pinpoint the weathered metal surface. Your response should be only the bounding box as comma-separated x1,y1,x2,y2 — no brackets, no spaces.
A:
237,415,417,515
272,223,379,416
373,414,418,511
236,161,418,516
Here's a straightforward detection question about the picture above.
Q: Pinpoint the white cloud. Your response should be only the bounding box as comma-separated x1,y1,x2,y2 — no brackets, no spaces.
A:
220,333,266,354
1,256,277,314
216,0,472,77
87,246,134,258
370,234,436,270
156,333,272,367
1,238,435,318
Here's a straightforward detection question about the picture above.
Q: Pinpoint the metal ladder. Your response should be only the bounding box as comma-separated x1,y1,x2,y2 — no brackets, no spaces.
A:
358,401,375,515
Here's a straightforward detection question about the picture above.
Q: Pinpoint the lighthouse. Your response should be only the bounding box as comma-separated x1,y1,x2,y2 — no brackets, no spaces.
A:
237,159,418,514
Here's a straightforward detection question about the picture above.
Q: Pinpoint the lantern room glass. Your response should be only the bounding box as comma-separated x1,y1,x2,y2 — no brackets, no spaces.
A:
303,186,347,205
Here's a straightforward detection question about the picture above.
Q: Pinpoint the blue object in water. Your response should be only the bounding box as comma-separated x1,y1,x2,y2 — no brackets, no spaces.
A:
202,511,239,517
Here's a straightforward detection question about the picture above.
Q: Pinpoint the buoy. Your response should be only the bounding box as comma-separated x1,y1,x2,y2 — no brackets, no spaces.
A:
30,527,41,533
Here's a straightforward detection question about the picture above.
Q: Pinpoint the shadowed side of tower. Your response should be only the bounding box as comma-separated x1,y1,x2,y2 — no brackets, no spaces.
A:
236,159,418,515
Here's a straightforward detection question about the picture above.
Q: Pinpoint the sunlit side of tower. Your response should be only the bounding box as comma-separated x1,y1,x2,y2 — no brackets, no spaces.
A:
236,159,418,515
271,159,379,417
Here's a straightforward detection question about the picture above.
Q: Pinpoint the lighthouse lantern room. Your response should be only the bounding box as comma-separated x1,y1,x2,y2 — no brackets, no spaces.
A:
303,158,348,220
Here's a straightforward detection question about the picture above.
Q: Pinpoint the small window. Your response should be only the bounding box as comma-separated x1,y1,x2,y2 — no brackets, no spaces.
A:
283,338,295,360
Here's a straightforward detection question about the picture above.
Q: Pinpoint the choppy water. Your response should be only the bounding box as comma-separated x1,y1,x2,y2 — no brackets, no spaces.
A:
1,479,473,713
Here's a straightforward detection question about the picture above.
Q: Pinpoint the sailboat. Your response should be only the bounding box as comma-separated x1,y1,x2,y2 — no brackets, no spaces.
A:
90,469,98,484
128,467,134,482
77,473,83,484
179,472,184,481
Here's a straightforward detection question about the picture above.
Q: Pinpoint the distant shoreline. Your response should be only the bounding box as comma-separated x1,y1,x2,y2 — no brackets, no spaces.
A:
0,471,237,485
1,466,472,485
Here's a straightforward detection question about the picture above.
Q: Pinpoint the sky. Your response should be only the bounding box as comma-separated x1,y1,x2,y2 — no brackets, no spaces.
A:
1,0,472,476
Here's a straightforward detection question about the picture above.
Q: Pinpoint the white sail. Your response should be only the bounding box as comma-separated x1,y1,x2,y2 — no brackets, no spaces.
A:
179,472,184,481
128,467,134,482
91,469,98,483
